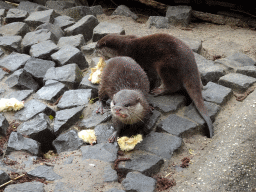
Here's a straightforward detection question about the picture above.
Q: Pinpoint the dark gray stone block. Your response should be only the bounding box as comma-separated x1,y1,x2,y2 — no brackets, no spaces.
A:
52,130,83,153
7,132,40,155
36,22,64,42
36,80,68,102
46,1,75,11
225,52,256,66
81,42,96,55
118,152,164,176
135,132,182,159
112,5,138,20
28,165,62,181
53,15,75,30
179,37,202,53
146,16,169,29
166,5,192,26
145,110,161,132
21,29,57,53
218,73,256,93
0,22,29,37
200,65,226,85
18,1,41,13
90,57,101,68
54,106,84,135
65,15,99,42
90,5,103,15
0,68,8,81
122,172,156,192
0,113,9,136
57,34,85,49
148,94,186,113
14,99,55,121
236,66,256,78
3,181,45,192
61,6,94,22
78,72,99,94
104,164,118,182
92,22,125,42
4,90,33,101
43,64,83,89
57,89,93,109
5,69,39,91
29,40,58,59
157,114,198,136
0,35,22,52
5,8,29,23
0,170,10,185
214,58,243,72
51,45,88,69
81,143,118,162
202,82,233,105
94,124,115,144
0,52,31,72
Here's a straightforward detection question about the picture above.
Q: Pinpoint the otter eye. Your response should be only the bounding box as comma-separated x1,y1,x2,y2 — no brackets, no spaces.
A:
113,101,116,105
124,104,130,107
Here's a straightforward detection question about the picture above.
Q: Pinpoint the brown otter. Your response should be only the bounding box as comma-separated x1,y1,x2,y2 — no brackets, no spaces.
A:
97,56,151,142
96,33,213,138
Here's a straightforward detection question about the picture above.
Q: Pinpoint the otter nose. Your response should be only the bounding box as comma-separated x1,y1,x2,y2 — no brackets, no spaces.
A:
115,107,121,112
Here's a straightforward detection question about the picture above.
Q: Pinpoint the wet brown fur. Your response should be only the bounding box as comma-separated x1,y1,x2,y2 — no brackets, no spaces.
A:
96,33,213,138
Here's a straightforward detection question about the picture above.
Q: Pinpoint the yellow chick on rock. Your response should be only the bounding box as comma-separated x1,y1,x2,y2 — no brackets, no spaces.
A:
0,98,24,112
117,134,143,151
78,130,97,145
88,57,106,84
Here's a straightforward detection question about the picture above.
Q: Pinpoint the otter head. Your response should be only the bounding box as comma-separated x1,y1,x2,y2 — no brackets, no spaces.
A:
95,34,137,59
111,89,147,125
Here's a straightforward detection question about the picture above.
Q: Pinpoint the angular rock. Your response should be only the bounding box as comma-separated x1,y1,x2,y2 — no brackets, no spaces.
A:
80,106,111,129
21,29,57,53
54,106,84,135
122,172,156,192
17,113,56,152
94,124,115,143
14,99,55,121
28,165,62,181
135,132,182,159
90,5,103,15
236,66,256,78
0,9,7,17
218,73,256,93
81,143,118,162
59,87,92,107
81,42,96,55
0,48,3,57
24,9,59,29
24,57,56,84
52,130,83,153
166,5,192,26
35,5,50,12
104,164,118,182
145,110,161,132
0,22,29,37
51,45,88,69
179,37,202,53
36,22,64,42
65,15,99,42
5,8,29,23
225,52,256,66
157,114,198,136
6,132,40,155
106,189,125,192
5,69,39,91
200,65,225,85
53,15,75,30
214,58,243,72
112,5,138,20
92,22,125,42
43,64,83,89
0,68,8,81
0,52,31,72
148,94,186,113
146,16,169,29
3,181,45,192
194,52,215,70
18,1,41,13
61,6,94,22
0,170,10,185
202,82,233,105
46,1,75,11
118,152,164,176
0,1,15,9
4,90,33,101
57,34,85,49
36,80,68,102
0,89,5,96
78,72,99,94
0,113,9,136
90,57,101,68
29,40,58,59
0,35,22,52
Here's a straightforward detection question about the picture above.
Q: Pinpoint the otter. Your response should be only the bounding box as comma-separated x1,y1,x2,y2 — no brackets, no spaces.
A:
96,33,213,138
97,56,151,142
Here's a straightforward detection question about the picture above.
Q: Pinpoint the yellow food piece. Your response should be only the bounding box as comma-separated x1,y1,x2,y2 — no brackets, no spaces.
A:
88,57,106,84
117,134,143,151
0,98,24,112
78,130,97,145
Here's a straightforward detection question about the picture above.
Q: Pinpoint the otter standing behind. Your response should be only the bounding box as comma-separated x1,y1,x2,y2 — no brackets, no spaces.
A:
96,33,214,138
97,56,151,142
